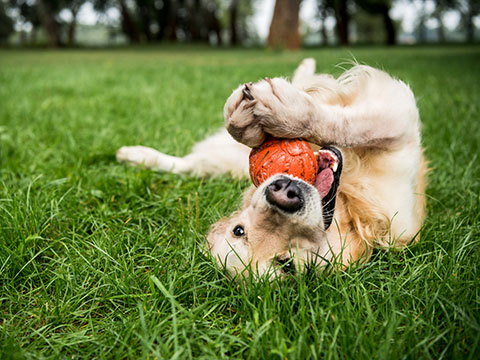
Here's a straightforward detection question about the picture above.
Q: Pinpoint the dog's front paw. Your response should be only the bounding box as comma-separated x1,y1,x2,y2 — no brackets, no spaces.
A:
223,83,265,147
116,146,159,168
224,78,313,147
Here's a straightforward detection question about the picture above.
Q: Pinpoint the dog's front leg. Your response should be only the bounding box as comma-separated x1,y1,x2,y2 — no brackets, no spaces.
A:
224,77,316,147
225,67,420,149
304,77,421,149
116,146,192,173
116,129,250,178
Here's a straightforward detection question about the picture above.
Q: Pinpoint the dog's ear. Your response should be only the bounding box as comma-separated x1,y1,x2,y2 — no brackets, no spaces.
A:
241,185,256,208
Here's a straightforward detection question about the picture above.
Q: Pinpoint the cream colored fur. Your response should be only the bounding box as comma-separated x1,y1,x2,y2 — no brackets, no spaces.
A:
117,59,427,278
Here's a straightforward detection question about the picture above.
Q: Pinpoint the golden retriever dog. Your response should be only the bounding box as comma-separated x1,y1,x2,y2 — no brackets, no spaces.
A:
117,59,427,278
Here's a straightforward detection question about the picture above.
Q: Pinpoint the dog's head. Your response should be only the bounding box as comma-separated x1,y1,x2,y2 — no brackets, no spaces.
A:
207,147,342,279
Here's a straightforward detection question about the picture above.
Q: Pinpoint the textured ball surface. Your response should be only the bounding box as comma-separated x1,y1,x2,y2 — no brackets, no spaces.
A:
249,138,318,187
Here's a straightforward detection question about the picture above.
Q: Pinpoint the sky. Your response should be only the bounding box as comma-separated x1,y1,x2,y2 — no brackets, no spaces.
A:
73,0,464,38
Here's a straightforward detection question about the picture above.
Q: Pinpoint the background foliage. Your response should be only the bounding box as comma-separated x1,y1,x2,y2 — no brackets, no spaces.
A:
3,0,480,47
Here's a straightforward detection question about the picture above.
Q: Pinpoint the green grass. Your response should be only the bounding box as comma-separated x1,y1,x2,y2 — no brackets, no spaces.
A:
0,45,479,359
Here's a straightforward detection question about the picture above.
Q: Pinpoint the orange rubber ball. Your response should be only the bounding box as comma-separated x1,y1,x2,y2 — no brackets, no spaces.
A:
249,138,318,187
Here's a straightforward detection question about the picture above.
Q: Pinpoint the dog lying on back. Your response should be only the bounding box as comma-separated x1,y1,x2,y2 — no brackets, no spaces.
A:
117,59,427,278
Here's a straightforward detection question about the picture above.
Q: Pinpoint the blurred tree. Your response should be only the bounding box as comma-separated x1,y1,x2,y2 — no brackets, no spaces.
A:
236,0,257,45
167,0,178,41
432,0,447,41
457,0,480,42
36,0,63,47
416,0,427,42
229,0,239,45
8,0,40,44
353,9,386,43
136,0,178,42
169,0,220,44
267,0,302,49
90,0,223,44
316,0,350,45
153,0,169,40
118,0,141,42
65,0,83,45
317,0,333,45
185,0,222,43
430,0,459,42
136,0,154,41
355,0,396,44
93,0,141,43
333,0,349,45
6,0,251,46
227,0,255,45
0,1,14,44
189,0,205,41
8,0,85,46
206,0,222,45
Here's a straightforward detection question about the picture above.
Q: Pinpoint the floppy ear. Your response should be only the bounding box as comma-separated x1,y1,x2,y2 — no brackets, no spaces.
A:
241,185,256,208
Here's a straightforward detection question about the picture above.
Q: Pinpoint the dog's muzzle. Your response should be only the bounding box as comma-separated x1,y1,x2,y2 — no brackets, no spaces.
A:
265,178,304,213
262,146,343,230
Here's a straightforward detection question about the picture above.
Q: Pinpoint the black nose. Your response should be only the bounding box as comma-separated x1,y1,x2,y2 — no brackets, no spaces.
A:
265,178,303,213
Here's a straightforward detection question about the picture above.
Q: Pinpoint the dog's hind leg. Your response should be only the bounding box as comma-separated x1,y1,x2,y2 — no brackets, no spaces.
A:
116,129,250,178
292,58,316,87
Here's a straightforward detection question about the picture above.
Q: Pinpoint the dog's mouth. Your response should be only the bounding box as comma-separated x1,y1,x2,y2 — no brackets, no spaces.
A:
314,147,343,229
260,146,343,230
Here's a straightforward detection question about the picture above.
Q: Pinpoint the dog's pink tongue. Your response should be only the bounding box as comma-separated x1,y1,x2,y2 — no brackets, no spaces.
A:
315,168,334,198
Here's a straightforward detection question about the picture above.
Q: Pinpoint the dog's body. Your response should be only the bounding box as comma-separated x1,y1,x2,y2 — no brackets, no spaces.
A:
117,59,427,278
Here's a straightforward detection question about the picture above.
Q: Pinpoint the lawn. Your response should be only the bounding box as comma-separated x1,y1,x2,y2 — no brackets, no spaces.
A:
0,46,479,359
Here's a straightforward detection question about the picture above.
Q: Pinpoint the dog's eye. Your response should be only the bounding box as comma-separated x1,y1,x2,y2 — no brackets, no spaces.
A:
232,225,245,237
277,257,296,274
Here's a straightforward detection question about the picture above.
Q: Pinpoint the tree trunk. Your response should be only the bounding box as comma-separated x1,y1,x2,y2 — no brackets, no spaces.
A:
30,27,38,45
229,0,239,46
466,8,474,42
267,0,302,49
381,7,396,45
36,0,62,47
156,0,171,41
138,3,153,42
418,0,427,43
67,19,76,46
210,7,222,45
67,8,78,46
319,7,328,46
19,30,27,46
335,0,349,45
118,0,140,43
168,0,178,42
188,0,205,42
434,12,445,42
